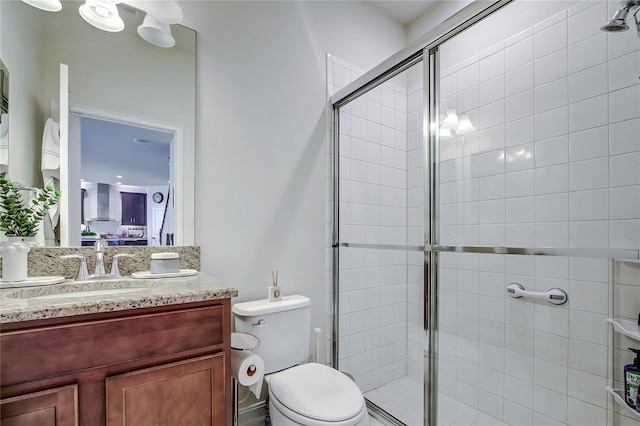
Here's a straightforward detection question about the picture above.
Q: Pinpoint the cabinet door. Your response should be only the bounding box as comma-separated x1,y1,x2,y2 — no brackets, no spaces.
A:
0,385,78,426
120,192,147,225
106,354,225,426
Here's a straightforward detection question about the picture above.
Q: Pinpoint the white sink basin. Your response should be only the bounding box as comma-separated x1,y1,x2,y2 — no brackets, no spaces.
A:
28,287,148,300
6,280,160,300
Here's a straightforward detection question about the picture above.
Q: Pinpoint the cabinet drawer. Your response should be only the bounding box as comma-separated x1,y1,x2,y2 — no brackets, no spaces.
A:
1,306,224,386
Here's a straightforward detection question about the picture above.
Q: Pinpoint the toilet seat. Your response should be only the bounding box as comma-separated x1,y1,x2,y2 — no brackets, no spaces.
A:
268,363,366,425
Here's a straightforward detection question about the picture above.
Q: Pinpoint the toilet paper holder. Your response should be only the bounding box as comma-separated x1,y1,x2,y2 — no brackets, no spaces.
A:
231,332,260,351
246,364,257,376
231,332,262,426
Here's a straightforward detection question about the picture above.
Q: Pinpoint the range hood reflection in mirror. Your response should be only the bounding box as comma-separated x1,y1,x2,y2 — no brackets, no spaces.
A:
86,183,119,223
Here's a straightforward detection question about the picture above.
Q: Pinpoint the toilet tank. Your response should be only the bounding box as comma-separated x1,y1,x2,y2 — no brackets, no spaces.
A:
232,295,311,374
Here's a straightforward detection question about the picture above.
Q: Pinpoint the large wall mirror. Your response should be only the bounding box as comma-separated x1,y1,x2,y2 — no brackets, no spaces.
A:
0,0,195,247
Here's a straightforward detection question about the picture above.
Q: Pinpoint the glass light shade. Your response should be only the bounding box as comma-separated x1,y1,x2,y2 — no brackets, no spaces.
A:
137,14,176,48
439,127,453,140
79,0,124,32
137,0,183,24
456,115,476,135
441,109,459,130
22,0,62,12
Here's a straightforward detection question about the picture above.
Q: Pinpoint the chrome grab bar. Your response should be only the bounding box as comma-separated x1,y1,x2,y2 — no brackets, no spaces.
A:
506,282,568,305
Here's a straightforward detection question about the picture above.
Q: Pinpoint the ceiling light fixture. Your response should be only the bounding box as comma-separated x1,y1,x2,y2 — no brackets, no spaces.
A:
456,115,476,135
439,127,453,140
79,0,125,32
441,109,460,130
438,109,476,139
137,13,176,48
136,0,183,24
21,0,62,12
21,0,184,47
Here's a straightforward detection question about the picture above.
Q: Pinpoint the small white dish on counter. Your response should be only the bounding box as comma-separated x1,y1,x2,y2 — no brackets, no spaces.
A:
0,276,66,289
131,269,199,279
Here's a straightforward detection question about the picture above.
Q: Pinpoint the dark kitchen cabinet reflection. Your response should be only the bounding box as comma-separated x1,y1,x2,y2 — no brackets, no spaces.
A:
121,192,147,226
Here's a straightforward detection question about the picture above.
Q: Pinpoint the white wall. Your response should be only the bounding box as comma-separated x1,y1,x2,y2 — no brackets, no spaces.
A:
407,0,474,44
181,0,406,359
0,0,46,186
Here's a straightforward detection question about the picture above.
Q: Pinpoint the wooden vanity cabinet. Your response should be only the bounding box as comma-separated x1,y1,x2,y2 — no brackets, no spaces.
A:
106,354,225,425
0,299,232,426
0,385,78,426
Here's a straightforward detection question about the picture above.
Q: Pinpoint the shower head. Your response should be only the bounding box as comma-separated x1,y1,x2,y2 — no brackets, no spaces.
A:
601,4,631,32
601,0,640,32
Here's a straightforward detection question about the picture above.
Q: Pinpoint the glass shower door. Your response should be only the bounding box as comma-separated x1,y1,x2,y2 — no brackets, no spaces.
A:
433,1,640,425
332,59,426,424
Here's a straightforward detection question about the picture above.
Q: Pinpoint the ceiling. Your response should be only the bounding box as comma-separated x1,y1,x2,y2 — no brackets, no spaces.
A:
366,0,441,26
80,117,173,187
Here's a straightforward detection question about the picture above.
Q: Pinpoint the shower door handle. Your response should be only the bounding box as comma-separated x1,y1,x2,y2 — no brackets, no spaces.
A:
506,282,568,305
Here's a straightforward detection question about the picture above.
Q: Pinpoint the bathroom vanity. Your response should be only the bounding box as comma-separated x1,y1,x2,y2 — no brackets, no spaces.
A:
0,276,237,425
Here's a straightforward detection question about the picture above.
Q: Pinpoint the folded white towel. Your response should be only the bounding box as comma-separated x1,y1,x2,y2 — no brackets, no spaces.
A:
41,117,61,227
41,117,60,173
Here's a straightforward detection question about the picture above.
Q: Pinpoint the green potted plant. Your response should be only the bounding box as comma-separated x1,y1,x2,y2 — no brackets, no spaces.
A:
0,177,61,282
0,177,61,238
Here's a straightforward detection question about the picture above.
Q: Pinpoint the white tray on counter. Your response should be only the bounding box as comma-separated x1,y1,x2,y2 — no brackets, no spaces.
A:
131,269,199,279
0,276,66,289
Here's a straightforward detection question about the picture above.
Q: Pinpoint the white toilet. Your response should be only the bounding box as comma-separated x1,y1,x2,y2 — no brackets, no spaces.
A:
232,295,369,426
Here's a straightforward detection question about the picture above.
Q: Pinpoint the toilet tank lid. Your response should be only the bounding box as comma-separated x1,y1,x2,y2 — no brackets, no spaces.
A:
232,295,311,317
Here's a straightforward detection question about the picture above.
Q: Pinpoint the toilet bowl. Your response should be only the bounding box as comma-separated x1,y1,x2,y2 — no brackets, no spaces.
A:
232,295,369,426
266,363,368,426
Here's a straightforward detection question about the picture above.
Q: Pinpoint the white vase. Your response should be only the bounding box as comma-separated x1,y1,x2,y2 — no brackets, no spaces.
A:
22,236,39,248
1,237,31,282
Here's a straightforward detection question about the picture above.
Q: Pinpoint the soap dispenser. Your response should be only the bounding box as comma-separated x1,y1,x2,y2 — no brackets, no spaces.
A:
624,348,640,411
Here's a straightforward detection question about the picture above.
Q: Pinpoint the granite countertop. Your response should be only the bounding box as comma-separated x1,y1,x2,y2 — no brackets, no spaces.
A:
0,275,238,324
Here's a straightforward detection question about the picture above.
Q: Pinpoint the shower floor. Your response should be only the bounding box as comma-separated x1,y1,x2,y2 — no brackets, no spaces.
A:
364,377,508,426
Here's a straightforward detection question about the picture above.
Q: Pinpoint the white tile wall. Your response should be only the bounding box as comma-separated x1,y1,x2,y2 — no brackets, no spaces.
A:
328,54,424,393
437,1,639,426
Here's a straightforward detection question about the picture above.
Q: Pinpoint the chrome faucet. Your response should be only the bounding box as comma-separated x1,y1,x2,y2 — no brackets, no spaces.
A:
93,238,108,277
60,239,135,280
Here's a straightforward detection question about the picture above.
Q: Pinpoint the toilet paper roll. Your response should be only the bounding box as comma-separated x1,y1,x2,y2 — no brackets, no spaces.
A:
231,349,265,398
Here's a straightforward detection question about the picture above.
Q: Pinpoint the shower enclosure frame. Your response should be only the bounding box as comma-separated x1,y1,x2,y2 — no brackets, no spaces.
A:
331,2,514,425
330,1,640,425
